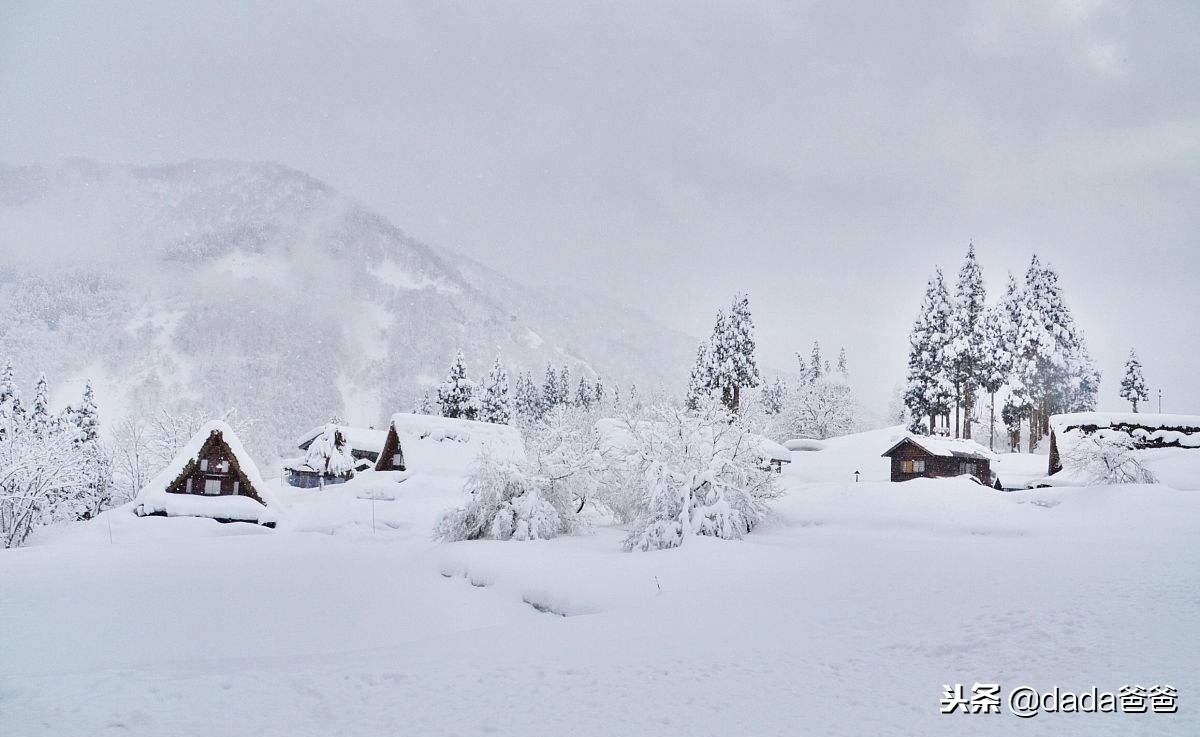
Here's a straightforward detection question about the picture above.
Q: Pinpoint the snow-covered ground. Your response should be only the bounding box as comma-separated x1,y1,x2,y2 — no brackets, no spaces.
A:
3,428,1198,736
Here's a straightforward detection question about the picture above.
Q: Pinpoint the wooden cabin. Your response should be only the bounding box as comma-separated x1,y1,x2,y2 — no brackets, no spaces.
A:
881,435,994,484
1048,412,1200,475
133,421,277,526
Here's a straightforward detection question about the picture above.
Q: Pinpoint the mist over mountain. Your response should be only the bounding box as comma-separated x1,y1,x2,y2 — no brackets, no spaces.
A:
0,159,695,461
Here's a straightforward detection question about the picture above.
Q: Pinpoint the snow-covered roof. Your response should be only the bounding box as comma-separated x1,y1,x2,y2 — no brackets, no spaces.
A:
785,438,826,452
882,434,995,461
760,438,792,463
388,412,525,475
1049,412,1200,433
295,424,386,454
134,420,278,524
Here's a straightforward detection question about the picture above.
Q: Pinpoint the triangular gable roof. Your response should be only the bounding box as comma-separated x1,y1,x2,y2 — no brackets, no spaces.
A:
137,420,272,506
881,434,993,461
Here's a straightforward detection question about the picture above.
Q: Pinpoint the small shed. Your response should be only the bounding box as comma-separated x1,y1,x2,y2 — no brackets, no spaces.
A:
133,421,278,526
881,435,994,484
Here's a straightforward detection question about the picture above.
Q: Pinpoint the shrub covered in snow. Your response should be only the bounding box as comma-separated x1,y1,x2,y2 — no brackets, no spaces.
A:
1061,430,1156,486
602,401,780,551
435,451,572,541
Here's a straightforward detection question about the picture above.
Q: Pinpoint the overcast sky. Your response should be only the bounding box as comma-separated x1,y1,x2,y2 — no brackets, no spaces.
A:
3,1,1198,413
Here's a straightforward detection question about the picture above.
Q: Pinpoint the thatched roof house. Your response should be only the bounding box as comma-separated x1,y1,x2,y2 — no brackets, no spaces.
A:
1048,412,1200,475
134,421,278,526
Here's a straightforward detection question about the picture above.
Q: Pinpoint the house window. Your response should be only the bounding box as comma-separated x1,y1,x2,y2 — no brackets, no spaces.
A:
200,459,208,471
960,462,974,475
215,459,229,473
233,481,240,496
204,479,222,495
915,459,925,472
901,459,926,474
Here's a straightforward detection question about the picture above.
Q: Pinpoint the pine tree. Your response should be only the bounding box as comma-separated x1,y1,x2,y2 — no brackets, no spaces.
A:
946,244,987,438
541,364,561,410
0,361,18,435
1119,349,1148,413
593,376,605,405
707,294,762,412
978,304,1011,450
479,356,512,424
558,366,572,406
437,351,476,419
836,347,848,376
29,373,52,437
904,269,954,434
574,376,593,409
808,341,823,383
514,371,544,422
685,342,713,411
72,381,100,443
1012,255,1095,450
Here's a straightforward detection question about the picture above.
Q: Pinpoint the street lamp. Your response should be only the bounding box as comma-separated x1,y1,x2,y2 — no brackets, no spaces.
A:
854,470,860,483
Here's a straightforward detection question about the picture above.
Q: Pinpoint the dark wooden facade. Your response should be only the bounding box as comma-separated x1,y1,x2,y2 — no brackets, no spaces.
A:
882,438,991,484
164,429,264,504
373,422,406,472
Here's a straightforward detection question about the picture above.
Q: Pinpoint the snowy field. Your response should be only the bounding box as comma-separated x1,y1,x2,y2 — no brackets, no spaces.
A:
3,429,1198,737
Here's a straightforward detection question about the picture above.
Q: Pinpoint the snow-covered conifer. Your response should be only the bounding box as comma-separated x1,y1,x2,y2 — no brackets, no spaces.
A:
947,243,987,438
808,341,823,383
479,356,512,424
836,347,848,376
904,269,954,434
28,374,52,438
437,351,476,420
705,295,762,412
574,376,593,409
514,371,544,423
685,342,713,411
541,364,561,410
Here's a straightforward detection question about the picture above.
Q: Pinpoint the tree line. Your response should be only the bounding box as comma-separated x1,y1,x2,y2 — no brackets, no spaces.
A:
0,363,111,547
904,246,1099,451
423,351,615,426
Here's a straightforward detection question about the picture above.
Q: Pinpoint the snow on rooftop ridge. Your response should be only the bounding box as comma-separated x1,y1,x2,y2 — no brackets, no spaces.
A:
295,424,387,453
387,412,526,471
1049,412,1200,433
889,433,995,460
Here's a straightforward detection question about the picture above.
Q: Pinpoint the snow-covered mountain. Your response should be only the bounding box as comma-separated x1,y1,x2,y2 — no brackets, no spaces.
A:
0,159,695,459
